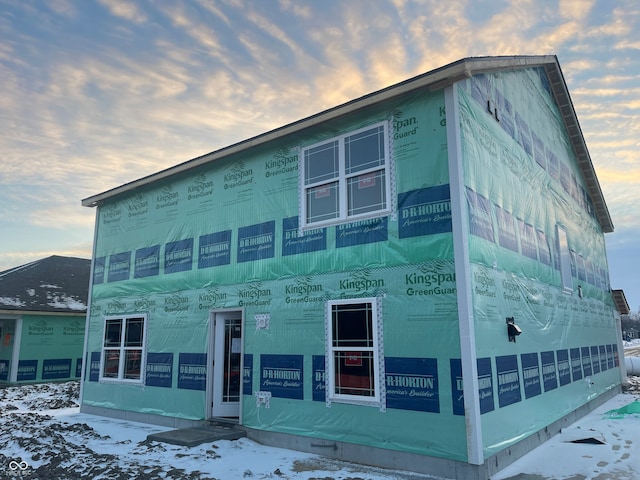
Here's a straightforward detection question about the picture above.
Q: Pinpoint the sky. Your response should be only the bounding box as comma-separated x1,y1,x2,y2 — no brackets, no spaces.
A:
0,0,639,309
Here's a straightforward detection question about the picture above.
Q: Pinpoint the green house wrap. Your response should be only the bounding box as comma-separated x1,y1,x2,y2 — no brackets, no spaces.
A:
80,56,620,479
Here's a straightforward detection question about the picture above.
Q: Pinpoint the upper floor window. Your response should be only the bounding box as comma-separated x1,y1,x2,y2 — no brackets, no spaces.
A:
300,122,392,229
101,315,146,383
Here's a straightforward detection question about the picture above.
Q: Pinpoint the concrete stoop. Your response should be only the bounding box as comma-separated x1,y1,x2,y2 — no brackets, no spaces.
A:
147,420,246,447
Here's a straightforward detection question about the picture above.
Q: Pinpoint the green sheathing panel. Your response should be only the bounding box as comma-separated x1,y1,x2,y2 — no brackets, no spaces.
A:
17,315,85,382
241,263,464,460
457,70,618,458
83,89,470,460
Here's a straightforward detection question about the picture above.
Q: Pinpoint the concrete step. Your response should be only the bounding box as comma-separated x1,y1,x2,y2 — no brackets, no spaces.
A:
147,422,246,447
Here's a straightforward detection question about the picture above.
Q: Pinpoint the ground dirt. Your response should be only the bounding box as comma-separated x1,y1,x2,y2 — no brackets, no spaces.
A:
0,381,435,480
2,376,639,480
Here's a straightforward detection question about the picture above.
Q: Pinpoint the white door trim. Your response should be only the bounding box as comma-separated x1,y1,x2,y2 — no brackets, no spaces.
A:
206,308,244,421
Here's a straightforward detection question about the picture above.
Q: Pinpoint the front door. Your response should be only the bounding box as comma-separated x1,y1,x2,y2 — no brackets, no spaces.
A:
212,312,242,417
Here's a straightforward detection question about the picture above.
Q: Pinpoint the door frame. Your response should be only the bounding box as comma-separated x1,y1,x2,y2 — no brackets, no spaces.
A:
0,316,21,383
206,308,244,422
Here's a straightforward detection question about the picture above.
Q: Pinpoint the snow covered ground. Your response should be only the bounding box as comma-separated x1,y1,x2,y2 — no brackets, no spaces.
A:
623,338,640,349
0,382,439,480
1,345,639,480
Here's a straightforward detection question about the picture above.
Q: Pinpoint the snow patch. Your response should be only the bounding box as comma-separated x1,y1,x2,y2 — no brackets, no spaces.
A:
46,294,86,311
0,296,25,307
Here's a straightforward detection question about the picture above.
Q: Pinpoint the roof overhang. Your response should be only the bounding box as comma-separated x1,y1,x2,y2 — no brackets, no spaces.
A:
81,55,613,233
612,289,630,315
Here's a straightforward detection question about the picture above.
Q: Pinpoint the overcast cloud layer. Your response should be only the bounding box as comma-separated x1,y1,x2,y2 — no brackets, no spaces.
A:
1,0,638,308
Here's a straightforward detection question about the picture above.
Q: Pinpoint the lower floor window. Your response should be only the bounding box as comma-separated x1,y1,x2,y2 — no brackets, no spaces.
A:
327,298,382,405
101,315,146,382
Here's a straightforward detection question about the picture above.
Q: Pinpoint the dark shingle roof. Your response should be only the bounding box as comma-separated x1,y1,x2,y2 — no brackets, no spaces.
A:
0,255,90,313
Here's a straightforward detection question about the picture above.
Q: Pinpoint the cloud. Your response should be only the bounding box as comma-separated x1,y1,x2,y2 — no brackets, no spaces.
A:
559,0,595,20
156,3,228,62
27,204,95,230
583,2,638,41
573,87,640,97
614,40,640,50
46,0,77,18
278,0,313,19
98,0,147,24
244,9,306,60
196,0,232,24
562,59,600,73
584,74,638,85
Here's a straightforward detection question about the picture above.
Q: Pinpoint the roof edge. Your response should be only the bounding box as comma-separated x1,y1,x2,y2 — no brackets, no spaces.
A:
612,289,630,315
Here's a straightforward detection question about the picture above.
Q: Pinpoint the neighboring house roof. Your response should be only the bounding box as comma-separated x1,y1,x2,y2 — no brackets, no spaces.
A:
612,289,630,315
0,255,90,314
81,55,613,234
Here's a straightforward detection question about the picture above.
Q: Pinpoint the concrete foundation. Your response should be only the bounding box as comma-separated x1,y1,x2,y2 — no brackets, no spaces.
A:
80,386,620,480
245,387,620,480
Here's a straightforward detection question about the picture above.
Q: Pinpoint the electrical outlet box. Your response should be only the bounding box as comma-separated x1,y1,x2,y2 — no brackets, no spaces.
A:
255,391,271,408
255,313,270,330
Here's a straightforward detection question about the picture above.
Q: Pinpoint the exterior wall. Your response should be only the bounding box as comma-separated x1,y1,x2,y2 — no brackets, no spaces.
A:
456,69,619,458
81,65,619,468
0,315,84,383
81,88,475,461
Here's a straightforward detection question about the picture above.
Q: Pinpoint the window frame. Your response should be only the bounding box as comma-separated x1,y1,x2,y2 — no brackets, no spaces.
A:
100,314,147,384
300,121,393,231
325,297,384,407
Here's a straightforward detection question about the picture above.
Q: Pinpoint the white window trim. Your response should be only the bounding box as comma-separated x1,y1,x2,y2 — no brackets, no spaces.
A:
99,314,147,384
556,225,573,294
325,297,385,409
299,121,393,232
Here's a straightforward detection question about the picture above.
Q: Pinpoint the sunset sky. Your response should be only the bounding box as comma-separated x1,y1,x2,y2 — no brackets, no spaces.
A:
1,0,638,309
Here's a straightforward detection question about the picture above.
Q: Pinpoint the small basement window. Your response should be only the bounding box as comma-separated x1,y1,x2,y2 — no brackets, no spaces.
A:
326,298,383,406
101,315,146,383
300,121,392,229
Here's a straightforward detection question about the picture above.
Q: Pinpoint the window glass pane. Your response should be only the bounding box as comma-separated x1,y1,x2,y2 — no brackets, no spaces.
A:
345,126,385,174
347,170,386,216
123,350,142,379
304,140,339,184
334,350,375,396
223,319,242,402
101,316,146,381
332,303,373,347
125,318,144,347
104,319,122,347
103,349,120,377
306,182,339,223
